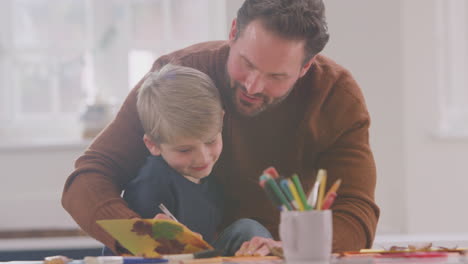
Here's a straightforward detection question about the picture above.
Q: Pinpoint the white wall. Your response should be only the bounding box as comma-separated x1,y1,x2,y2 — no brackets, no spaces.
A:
0,143,86,230
325,0,468,235
323,0,406,234
402,0,468,233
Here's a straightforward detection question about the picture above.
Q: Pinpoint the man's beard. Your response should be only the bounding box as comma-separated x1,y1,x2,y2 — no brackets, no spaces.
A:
226,78,293,117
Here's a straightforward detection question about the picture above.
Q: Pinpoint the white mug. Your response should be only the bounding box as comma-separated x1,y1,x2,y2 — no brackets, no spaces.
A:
279,210,332,263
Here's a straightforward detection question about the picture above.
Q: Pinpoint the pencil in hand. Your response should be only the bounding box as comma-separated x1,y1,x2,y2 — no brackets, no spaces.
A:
158,203,179,222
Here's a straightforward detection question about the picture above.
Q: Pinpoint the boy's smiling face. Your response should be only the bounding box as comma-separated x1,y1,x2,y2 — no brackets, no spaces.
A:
144,132,223,183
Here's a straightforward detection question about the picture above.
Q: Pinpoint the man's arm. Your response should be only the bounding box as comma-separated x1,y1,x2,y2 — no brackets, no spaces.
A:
61,84,145,252
235,113,378,256
319,117,379,252
234,118,378,256
61,58,171,252
315,73,379,252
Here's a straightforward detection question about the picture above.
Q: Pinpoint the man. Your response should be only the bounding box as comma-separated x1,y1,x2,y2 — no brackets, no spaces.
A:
62,0,379,256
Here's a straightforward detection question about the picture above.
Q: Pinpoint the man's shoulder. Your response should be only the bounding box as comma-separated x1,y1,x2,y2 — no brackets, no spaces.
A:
296,54,370,139
311,55,354,87
152,41,229,69
306,54,366,106
174,40,229,57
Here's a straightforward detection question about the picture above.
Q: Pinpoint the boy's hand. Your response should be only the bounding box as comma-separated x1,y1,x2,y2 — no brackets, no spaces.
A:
153,213,172,220
235,237,282,256
153,213,203,240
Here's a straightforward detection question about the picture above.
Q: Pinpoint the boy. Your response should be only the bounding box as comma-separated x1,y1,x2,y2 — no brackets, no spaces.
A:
104,64,224,255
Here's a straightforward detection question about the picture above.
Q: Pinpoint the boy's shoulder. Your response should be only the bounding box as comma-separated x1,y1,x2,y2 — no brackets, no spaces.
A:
132,155,177,183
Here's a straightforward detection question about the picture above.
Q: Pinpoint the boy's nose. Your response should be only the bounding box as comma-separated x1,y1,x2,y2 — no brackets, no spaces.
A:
196,147,211,164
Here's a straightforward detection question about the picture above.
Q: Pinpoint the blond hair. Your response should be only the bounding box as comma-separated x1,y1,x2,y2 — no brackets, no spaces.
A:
137,64,223,144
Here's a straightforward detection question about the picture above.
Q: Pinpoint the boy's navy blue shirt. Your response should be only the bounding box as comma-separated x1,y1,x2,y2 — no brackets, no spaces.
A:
123,155,223,244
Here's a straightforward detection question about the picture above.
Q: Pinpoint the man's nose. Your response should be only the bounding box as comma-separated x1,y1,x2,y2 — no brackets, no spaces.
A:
244,70,265,95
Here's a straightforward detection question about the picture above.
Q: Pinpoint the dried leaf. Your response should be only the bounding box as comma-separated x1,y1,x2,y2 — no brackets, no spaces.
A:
131,220,152,236
270,247,284,258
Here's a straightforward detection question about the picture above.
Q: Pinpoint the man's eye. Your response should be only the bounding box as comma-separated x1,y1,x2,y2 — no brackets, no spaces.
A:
244,60,254,69
270,75,284,81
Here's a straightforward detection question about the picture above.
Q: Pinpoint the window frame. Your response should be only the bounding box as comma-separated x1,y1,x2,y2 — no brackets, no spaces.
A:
0,0,229,143
0,0,89,139
435,0,468,138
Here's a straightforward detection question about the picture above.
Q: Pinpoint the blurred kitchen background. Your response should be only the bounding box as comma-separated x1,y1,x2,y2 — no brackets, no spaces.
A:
1,0,467,260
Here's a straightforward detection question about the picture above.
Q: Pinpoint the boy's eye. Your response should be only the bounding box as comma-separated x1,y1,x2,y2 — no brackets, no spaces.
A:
177,149,192,153
206,139,217,145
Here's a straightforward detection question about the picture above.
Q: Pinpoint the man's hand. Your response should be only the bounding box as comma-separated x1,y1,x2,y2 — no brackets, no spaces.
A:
235,236,282,256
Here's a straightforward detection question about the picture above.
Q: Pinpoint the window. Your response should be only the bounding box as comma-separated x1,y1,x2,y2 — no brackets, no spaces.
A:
0,0,87,140
0,0,228,142
435,0,468,138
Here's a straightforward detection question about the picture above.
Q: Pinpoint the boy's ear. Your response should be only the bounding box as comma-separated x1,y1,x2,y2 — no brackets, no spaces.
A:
143,134,161,156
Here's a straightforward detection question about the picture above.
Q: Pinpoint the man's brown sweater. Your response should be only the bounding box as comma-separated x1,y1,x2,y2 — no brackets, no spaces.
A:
62,41,379,253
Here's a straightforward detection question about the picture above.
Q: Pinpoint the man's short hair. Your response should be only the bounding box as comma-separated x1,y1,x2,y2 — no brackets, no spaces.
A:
137,64,223,144
236,0,330,64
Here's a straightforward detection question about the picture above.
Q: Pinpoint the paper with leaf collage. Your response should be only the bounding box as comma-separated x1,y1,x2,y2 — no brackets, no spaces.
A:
97,219,213,257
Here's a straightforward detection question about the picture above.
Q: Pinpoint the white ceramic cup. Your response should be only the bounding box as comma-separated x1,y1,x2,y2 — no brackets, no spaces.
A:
279,210,332,263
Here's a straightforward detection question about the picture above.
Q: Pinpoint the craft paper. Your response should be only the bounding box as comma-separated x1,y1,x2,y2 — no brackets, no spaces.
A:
97,219,213,257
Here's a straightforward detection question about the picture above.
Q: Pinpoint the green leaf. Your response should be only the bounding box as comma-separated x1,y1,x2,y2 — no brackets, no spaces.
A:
152,221,183,240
